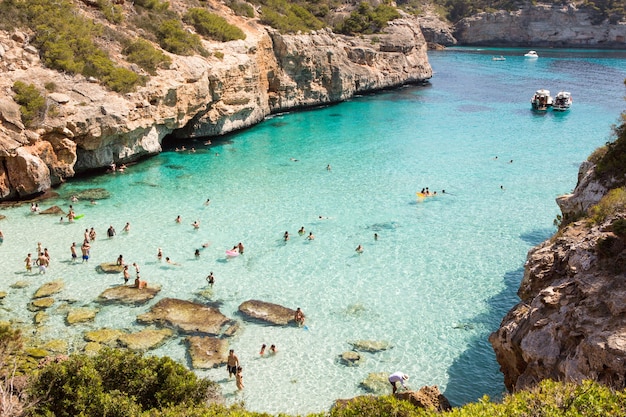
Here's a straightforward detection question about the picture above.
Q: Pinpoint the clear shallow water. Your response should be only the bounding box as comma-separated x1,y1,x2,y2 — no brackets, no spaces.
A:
1,47,626,414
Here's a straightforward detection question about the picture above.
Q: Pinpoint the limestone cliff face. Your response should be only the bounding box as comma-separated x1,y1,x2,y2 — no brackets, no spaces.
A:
490,160,626,392
454,3,626,47
0,16,431,200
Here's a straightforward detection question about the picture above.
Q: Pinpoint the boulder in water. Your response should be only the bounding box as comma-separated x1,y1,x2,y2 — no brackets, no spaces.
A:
118,328,173,351
137,298,233,336
33,280,64,298
338,351,363,367
98,263,124,273
359,372,390,394
349,340,393,353
84,328,125,345
66,307,98,324
73,188,111,200
186,336,229,369
28,297,55,311
238,299,296,326
39,205,65,215
97,285,160,305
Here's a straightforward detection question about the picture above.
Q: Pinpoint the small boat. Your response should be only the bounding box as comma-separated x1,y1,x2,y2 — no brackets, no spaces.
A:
552,91,572,111
530,89,553,111
524,50,539,58
492,55,506,61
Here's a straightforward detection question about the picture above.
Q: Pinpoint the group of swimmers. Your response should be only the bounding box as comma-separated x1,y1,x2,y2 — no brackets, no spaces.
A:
24,247,51,274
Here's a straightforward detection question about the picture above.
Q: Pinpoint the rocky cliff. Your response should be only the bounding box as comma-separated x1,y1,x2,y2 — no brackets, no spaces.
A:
0,4,431,201
454,3,626,47
490,155,626,393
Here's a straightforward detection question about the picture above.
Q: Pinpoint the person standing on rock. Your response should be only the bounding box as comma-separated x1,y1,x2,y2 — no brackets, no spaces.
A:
388,371,409,394
227,349,239,378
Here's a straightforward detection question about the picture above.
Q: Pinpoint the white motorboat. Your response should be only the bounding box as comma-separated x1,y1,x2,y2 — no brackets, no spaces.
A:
524,50,539,58
530,89,553,111
552,91,572,111
492,55,506,61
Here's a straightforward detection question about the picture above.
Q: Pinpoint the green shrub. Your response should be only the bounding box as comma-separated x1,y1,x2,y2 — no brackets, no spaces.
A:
157,19,206,56
133,0,170,12
335,2,400,35
12,81,46,127
227,1,255,18
184,8,246,42
595,115,626,183
97,0,124,23
18,0,144,93
28,348,217,416
259,0,325,33
589,188,626,225
123,38,172,75
612,218,626,237
44,81,57,92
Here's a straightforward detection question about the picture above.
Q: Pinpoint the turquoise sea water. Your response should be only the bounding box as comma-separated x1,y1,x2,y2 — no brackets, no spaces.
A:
1,47,626,414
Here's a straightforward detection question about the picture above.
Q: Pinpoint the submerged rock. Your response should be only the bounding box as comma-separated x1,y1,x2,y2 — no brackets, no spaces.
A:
338,351,363,367
137,298,232,336
84,341,103,355
349,340,393,353
238,299,296,326
98,263,124,273
28,297,55,311
73,188,111,200
42,339,68,354
186,336,229,369
97,285,160,305
84,328,125,345
33,280,64,298
359,372,390,394
118,328,173,351
34,311,48,325
66,307,98,324
39,205,64,215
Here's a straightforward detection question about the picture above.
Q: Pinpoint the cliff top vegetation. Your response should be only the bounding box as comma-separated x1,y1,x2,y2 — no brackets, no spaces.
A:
432,0,626,23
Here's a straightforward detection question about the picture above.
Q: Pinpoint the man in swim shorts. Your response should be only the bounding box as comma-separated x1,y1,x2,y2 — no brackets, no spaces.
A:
70,242,77,261
81,241,90,262
227,349,239,378
36,252,49,274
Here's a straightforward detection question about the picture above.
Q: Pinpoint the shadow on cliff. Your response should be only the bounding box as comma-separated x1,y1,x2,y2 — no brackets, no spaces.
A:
442,267,524,407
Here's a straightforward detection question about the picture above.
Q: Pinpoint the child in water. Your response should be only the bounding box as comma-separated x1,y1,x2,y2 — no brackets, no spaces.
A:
236,366,244,390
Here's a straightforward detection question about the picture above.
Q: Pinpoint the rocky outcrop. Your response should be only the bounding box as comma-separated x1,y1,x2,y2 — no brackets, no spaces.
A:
0,8,431,201
97,263,125,274
490,158,626,393
185,336,229,369
97,284,161,304
66,307,98,324
137,297,236,336
395,386,452,412
33,280,64,298
454,3,626,47
118,328,174,351
238,299,297,325
335,386,451,411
